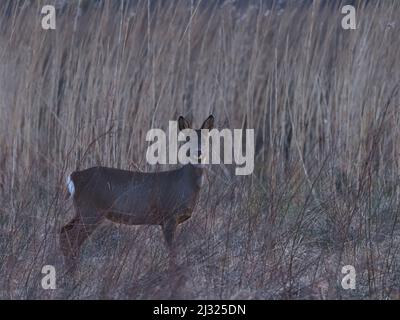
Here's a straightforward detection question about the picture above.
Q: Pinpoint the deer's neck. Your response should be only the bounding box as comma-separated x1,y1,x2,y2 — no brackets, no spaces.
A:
184,163,205,188
185,162,204,173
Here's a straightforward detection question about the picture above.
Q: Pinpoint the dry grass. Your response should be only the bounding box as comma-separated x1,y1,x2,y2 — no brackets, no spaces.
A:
0,0,400,299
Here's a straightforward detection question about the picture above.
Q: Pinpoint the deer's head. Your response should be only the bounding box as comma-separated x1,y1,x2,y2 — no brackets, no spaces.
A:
178,115,214,164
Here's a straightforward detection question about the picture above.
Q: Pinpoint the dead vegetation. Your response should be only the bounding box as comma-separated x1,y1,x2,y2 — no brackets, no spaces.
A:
0,0,400,299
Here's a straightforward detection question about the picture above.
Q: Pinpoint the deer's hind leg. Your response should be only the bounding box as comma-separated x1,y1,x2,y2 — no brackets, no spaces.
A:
60,206,104,274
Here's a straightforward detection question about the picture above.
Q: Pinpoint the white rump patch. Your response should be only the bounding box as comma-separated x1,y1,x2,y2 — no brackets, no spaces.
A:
66,174,75,196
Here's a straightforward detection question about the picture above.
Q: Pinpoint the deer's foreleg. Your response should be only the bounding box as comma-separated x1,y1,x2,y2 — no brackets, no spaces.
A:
162,218,178,270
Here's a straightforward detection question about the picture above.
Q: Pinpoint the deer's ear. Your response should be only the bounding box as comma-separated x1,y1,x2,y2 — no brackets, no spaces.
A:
201,115,214,130
178,116,191,131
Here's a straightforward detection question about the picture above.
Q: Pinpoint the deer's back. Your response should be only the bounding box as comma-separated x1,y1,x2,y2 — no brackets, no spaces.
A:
69,166,203,224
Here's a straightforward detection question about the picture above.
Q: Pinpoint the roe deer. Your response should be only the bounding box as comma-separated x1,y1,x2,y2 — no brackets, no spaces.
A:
60,115,214,272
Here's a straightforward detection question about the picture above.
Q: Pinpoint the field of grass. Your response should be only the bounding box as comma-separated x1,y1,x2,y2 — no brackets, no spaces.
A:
0,0,400,299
